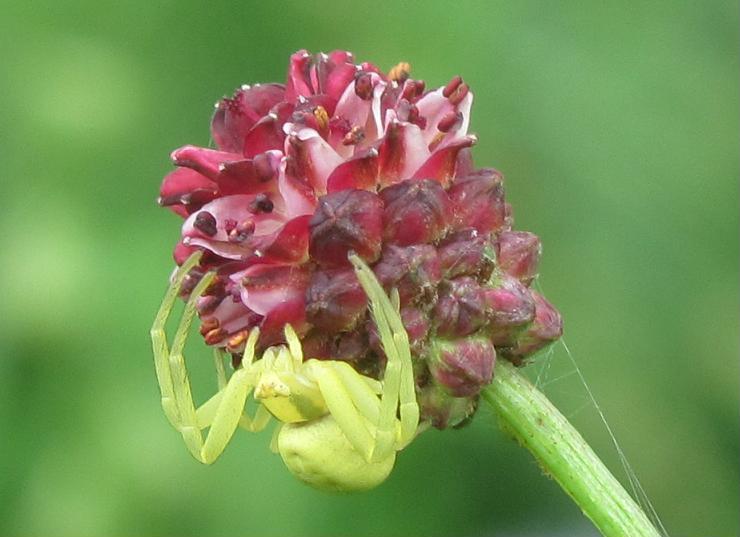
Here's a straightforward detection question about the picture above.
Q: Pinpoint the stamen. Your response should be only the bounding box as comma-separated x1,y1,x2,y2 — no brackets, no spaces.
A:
447,82,469,105
437,111,463,133
193,211,218,236
227,330,250,351
342,125,365,146
388,61,411,83
354,72,373,100
313,106,329,131
204,327,226,345
248,193,274,214
228,220,255,243
442,75,463,98
199,317,220,336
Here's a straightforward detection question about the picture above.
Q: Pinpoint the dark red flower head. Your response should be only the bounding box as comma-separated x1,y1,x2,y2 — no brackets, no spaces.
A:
158,50,562,428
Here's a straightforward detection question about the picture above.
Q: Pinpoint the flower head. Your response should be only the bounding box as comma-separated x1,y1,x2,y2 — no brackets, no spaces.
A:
159,50,562,429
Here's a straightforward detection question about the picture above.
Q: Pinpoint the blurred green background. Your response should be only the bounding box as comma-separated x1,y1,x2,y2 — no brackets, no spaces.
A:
1,1,737,536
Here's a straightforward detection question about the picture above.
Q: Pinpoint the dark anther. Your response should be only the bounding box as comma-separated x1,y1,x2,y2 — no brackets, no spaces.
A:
249,194,274,214
354,72,373,100
194,211,218,236
442,76,463,98
228,220,255,243
437,111,463,133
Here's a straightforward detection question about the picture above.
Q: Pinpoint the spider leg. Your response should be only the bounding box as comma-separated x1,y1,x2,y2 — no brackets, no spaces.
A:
167,268,217,461
151,254,267,464
350,255,420,461
150,251,203,428
213,348,228,390
308,361,376,461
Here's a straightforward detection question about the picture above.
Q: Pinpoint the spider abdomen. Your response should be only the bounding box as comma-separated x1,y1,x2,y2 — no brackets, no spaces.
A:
278,415,396,492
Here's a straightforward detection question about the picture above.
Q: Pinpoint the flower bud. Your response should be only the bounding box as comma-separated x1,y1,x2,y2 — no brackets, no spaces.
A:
447,169,506,234
372,244,442,305
433,277,487,337
505,292,563,360
418,384,479,429
438,228,496,281
380,179,451,245
309,189,383,267
483,275,536,346
305,268,367,332
428,336,496,397
496,231,541,285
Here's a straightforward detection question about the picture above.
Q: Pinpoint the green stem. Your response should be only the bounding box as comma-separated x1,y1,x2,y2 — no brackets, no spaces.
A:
482,360,662,537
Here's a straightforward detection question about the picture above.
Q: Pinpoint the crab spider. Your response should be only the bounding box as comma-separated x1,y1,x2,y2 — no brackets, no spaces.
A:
150,251,421,491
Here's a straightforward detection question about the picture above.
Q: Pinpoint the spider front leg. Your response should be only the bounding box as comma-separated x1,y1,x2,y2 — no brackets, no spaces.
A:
150,252,269,464
349,254,420,460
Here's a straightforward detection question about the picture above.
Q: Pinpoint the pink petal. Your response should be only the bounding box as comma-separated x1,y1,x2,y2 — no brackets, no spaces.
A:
239,264,310,316
285,50,313,101
415,88,473,146
284,127,343,196
323,53,357,101
248,215,310,264
171,146,241,182
216,150,282,199
182,195,286,260
242,103,292,158
378,120,430,186
326,148,379,192
279,159,318,216
158,168,218,217
412,135,477,187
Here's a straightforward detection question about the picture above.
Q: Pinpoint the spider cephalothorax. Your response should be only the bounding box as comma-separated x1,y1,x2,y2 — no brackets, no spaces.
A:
151,252,420,491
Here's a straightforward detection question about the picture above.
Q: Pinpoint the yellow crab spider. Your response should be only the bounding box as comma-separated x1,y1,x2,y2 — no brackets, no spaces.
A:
150,251,421,491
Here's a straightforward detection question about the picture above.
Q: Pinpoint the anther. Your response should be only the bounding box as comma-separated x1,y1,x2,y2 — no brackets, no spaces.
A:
354,72,373,100
388,62,411,83
228,220,255,243
401,79,425,100
313,106,329,131
193,211,218,237
248,194,274,214
447,82,469,105
442,76,463,98
204,327,226,345
199,317,220,337
227,330,250,351
342,125,365,146
437,111,463,133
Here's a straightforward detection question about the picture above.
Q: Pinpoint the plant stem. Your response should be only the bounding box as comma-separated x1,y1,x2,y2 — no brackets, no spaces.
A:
482,360,662,537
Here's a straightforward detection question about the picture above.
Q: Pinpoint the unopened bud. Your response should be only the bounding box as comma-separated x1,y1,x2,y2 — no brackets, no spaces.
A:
428,336,496,397
496,231,541,285
309,189,383,267
483,275,536,346
380,179,451,246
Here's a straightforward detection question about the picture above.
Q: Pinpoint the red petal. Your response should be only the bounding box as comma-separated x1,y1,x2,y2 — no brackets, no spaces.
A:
171,146,241,182
285,50,313,101
326,149,379,192
239,264,310,316
211,84,285,153
285,128,343,196
158,168,219,217
412,135,476,187
248,215,310,264
378,121,429,187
